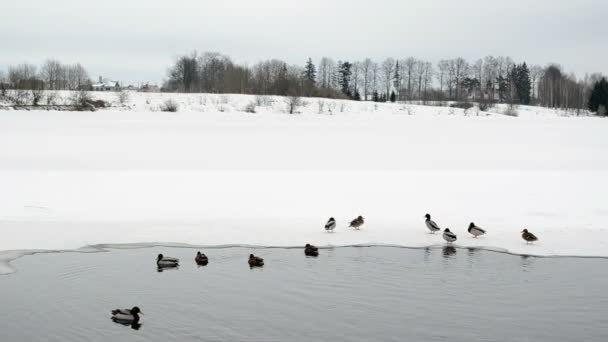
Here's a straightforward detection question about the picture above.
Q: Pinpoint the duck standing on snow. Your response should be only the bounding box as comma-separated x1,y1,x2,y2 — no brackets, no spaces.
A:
195,251,208,265
248,254,264,267
325,217,336,232
349,216,365,229
424,213,441,234
304,244,319,257
157,254,179,268
521,229,538,244
111,306,142,327
467,222,486,238
443,228,457,244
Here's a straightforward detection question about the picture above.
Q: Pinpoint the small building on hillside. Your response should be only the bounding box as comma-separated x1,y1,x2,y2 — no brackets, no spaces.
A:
92,76,121,91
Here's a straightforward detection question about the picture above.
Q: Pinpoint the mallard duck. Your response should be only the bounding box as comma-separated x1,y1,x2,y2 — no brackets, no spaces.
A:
325,217,336,232
521,229,538,244
424,213,441,234
111,306,142,325
468,222,486,238
157,254,179,268
195,251,208,265
304,243,319,257
248,254,264,267
349,216,364,229
443,228,457,243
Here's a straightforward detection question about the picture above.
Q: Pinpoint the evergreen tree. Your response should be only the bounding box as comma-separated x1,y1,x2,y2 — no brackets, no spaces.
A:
390,90,396,102
588,77,608,115
515,63,531,105
393,61,400,97
338,62,353,97
498,74,509,103
303,58,316,84
372,91,379,102
354,89,361,101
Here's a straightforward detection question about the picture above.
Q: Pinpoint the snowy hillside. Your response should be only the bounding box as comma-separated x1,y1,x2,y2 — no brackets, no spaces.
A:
1,91,607,273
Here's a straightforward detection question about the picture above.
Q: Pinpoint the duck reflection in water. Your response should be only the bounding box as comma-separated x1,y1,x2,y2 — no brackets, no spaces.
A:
443,245,457,258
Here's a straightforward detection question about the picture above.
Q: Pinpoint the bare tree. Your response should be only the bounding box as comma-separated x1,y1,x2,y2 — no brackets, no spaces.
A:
403,57,417,100
361,58,373,101
529,65,543,103
371,62,379,98
422,62,434,103
41,59,64,90
453,58,469,101
437,60,450,99
285,94,302,114
381,58,395,98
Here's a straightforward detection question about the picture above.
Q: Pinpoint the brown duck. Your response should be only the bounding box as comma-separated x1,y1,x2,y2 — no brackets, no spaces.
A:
349,216,365,229
304,244,319,257
521,229,538,244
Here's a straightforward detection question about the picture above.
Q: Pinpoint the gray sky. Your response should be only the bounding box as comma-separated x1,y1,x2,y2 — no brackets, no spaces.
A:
1,0,606,85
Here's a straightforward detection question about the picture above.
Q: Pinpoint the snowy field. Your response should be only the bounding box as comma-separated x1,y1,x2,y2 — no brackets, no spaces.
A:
1,92,608,273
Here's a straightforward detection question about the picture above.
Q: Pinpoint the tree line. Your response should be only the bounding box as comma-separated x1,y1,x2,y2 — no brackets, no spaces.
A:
2,54,606,114
163,51,606,114
0,59,90,91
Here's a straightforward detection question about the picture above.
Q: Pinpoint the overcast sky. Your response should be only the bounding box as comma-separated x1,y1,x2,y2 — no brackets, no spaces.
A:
1,0,606,85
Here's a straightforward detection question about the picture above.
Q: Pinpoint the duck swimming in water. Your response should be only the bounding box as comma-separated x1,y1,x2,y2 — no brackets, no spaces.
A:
521,229,538,244
111,306,142,326
443,228,457,244
304,244,319,257
349,216,365,229
157,254,179,268
195,251,208,265
424,213,441,234
325,217,336,232
467,222,486,238
248,254,264,267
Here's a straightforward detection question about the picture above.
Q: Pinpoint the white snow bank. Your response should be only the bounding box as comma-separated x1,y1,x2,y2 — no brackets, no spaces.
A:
0,99,607,271
0,170,607,274
1,110,606,170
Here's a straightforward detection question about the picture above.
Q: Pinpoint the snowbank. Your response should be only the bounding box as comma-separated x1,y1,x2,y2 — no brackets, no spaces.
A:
1,94,607,273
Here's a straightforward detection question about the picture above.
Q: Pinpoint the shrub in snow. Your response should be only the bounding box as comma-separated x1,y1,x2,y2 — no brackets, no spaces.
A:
285,95,302,114
450,102,475,110
161,99,179,112
70,90,95,111
243,102,256,113
317,100,325,114
255,95,272,107
402,104,415,115
117,91,130,106
45,91,59,105
503,106,518,117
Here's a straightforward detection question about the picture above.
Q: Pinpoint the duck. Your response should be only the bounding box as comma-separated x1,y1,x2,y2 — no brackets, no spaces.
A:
467,222,486,238
443,228,457,244
349,216,365,229
248,254,264,267
521,229,538,244
157,254,179,268
195,251,208,265
111,306,142,325
304,243,319,257
325,217,336,232
424,213,441,234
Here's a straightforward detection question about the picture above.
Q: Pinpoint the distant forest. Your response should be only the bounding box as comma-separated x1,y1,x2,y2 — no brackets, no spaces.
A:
1,53,607,114
162,52,606,113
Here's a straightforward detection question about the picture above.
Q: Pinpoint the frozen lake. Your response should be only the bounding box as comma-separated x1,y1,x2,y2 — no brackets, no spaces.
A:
1,246,607,341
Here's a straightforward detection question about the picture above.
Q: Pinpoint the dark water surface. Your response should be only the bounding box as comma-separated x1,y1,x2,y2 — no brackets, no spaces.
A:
0,246,607,342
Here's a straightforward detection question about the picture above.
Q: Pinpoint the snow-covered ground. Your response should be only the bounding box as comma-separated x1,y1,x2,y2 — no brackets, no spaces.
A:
1,92,607,274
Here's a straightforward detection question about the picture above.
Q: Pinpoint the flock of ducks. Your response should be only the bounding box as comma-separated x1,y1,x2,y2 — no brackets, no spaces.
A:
422,213,538,244
112,213,539,328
